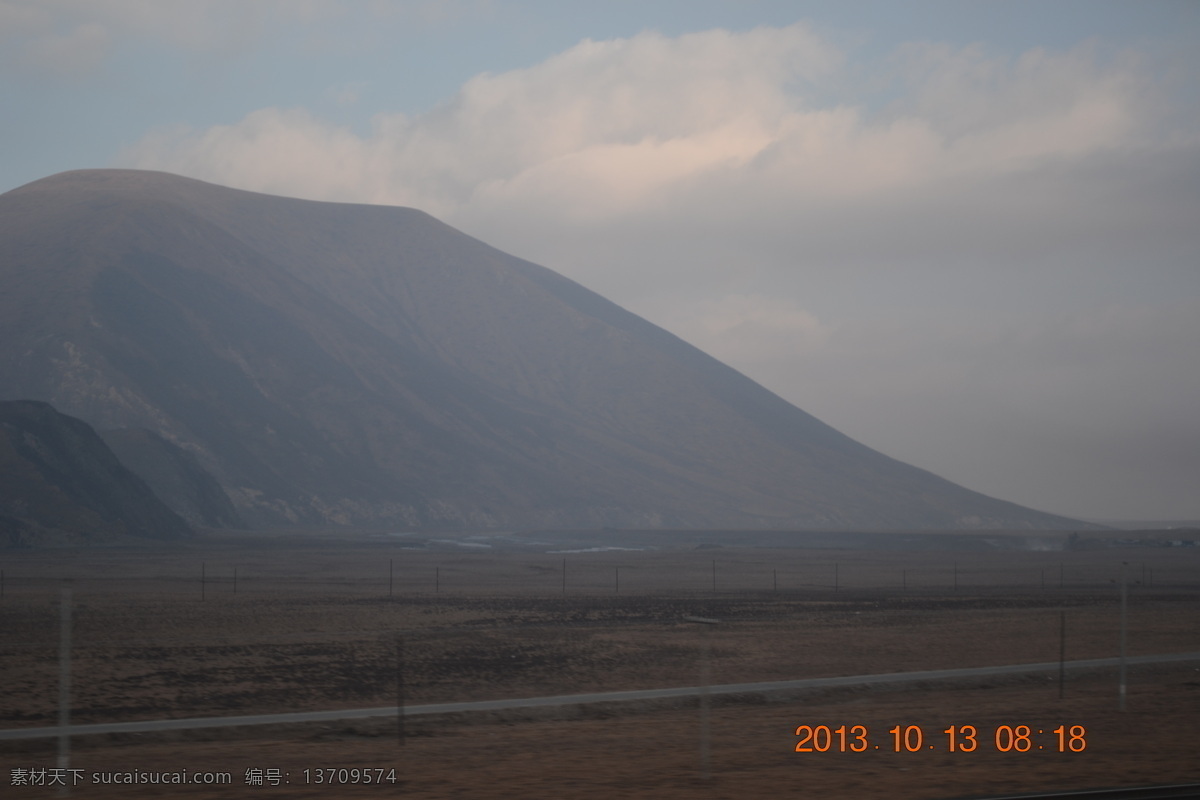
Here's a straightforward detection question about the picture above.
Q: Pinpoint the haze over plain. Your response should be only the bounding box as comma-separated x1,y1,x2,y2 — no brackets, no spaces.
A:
3,1,1198,522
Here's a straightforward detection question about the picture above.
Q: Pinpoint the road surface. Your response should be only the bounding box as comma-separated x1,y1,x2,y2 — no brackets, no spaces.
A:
1,652,1196,741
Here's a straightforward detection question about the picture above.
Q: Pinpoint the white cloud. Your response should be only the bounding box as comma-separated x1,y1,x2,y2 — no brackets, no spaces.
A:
120,24,846,214
118,25,1160,231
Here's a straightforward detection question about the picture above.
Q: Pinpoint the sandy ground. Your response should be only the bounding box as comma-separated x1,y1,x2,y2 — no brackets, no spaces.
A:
1,535,1197,798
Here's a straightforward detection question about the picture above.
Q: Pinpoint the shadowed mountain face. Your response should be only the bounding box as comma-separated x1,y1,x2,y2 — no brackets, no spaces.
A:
99,427,243,529
0,169,1086,531
0,400,191,546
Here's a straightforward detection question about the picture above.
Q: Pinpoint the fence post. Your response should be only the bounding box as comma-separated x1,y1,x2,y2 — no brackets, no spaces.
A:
1119,562,1128,711
1058,610,1066,699
58,587,72,781
396,634,405,745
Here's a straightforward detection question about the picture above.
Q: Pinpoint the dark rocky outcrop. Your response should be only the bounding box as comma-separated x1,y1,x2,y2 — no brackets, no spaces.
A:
0,400,191,546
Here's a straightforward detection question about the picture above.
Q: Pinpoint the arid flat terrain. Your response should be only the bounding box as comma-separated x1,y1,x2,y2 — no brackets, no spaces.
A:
2,530,1198,798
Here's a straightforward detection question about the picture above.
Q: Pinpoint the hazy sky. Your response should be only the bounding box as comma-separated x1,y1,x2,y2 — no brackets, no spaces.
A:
4,1,1198,522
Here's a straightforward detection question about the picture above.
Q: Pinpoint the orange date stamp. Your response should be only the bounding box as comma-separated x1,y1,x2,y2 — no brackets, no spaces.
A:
794,724,1087,753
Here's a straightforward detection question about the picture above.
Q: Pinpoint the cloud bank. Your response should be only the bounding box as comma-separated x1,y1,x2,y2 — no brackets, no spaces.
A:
120,26,1165,215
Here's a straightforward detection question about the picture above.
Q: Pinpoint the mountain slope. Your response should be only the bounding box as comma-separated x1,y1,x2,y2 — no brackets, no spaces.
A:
0,400,191,546
99,427,244,529
0,169,1086,530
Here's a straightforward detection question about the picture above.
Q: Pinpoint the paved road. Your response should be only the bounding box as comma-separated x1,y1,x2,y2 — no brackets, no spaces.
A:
1,652,1196,741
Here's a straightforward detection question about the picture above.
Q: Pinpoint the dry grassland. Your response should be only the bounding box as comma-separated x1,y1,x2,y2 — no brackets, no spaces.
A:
1,533,1198,798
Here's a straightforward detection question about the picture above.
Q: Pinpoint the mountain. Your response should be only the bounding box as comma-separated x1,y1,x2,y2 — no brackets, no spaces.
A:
99,427,243,529
0,400,191,546
0,169,1088,531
